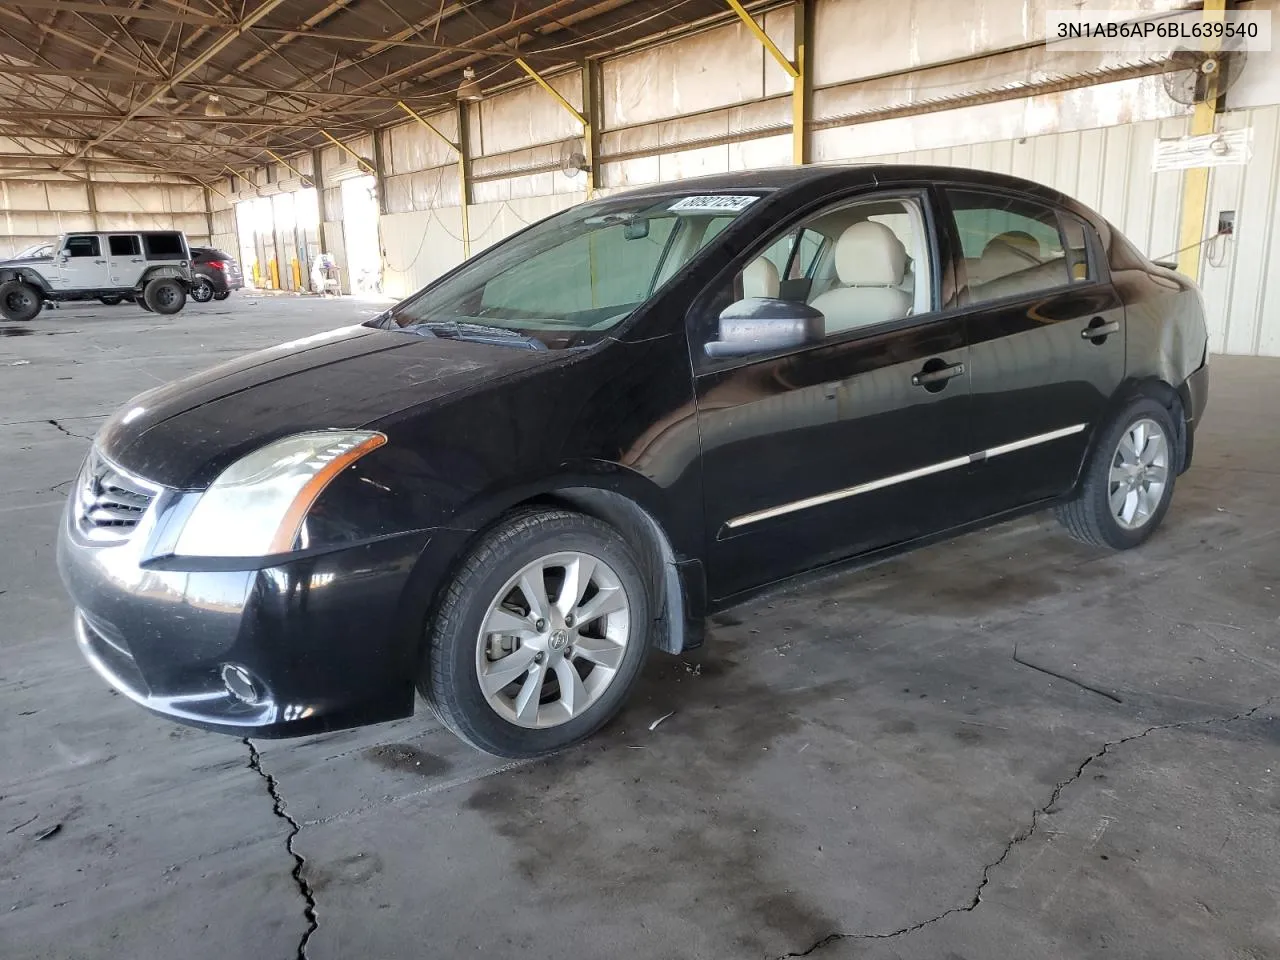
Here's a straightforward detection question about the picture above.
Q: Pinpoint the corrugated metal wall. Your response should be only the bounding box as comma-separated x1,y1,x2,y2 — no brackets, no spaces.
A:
198,0,1280,354
0,176,211,259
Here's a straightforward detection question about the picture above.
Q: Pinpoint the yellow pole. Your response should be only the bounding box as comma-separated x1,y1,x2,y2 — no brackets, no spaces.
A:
1175,0,1228,281
319,130,376,176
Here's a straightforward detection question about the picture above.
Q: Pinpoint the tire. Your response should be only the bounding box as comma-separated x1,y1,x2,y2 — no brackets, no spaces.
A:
98,295,123,306
1056,397,1179,550
136,296,153,313
420,509,652,758
0,280,42,321
190,277,215,303
143,278,186,315
213,291,231,301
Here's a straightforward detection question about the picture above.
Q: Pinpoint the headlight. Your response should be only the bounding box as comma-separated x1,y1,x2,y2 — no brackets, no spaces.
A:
174,430,387,557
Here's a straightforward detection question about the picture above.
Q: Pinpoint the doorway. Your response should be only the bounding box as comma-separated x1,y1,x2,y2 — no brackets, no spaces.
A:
340,175,382,296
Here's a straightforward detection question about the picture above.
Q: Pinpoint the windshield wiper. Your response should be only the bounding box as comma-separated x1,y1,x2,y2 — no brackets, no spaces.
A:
402,319,548,350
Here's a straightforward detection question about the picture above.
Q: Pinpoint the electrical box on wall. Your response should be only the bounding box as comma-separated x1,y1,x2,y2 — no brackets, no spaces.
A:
1218,211,1235,236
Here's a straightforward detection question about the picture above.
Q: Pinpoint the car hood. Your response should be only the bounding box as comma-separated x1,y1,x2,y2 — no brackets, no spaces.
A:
97,324,563,488
0,254,52,268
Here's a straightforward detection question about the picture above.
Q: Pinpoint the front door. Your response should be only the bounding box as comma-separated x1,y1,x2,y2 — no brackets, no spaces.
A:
55,235,110,290
106,234,146,288
941,189,1125,517
690,190,973,600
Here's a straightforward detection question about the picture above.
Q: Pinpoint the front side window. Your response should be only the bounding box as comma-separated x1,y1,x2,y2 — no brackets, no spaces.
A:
108,235,141,256
64,236,100,258
694,194,934,363
947,190,1074,304
384,192,765,349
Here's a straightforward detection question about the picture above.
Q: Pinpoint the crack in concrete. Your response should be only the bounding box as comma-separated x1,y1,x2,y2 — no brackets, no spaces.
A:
777,699,1274,959
245,738,318,959
46,419,94,441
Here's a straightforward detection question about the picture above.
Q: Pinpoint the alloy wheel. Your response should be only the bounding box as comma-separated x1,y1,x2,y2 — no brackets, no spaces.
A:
1109,417,1169,530
475,551,630,729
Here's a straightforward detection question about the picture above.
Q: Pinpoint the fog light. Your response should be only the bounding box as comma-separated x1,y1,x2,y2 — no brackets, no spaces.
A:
221,663,262,704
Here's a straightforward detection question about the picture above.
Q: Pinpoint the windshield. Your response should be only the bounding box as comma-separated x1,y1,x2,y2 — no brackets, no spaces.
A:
13,242,52,259
380,192,765,349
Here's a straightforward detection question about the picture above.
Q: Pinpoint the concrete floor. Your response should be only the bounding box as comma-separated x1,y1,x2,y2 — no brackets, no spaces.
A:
2,297,1278,960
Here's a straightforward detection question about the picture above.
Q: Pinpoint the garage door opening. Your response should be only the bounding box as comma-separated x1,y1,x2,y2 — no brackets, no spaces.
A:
340,175,381,297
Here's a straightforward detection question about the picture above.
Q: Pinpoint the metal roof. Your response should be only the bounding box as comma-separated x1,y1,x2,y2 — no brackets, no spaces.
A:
0,0,741,185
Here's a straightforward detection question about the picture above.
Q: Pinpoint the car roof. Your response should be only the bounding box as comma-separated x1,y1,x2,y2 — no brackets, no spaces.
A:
611,164,1083,214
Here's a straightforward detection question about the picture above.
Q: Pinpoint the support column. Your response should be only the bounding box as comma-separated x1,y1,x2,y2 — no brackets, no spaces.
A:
85,163,99,230
372,129,389,216
1176,0,1229,281
202,184,213,243
456,103,473,258
581,59,603,196
792,0,811,166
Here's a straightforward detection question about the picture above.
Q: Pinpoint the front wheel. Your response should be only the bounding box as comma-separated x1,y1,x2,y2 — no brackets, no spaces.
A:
0,280,42,321
190,277,214,303
420,510,652,758
1056,397,1179,549
143,278,186,315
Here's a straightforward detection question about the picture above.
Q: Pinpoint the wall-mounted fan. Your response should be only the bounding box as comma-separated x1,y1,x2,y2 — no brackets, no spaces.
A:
1162,40,1247,105
559,137,589,178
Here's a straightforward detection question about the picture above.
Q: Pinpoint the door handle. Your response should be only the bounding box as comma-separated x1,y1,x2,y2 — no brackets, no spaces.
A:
93,259,106,264
912,361,965,387
129,258,144,263
1081,318,1120,341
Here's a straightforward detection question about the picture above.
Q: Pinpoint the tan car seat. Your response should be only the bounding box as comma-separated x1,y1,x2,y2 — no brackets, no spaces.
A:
809,221,912,334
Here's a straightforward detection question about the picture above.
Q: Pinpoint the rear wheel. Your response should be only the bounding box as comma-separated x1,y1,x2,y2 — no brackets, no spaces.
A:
190,277,215,303
420,510,652,758
1056,397,1179,549
0,280,42,321
143,278,186,315
98,295,123,306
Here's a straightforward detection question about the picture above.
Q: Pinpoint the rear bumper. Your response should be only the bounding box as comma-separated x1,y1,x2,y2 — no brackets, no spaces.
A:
56,492,457,737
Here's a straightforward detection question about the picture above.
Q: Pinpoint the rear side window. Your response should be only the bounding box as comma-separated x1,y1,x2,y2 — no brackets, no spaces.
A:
143,233,185,258
946,190,1071,304
108,235,140,256
64,236,100,258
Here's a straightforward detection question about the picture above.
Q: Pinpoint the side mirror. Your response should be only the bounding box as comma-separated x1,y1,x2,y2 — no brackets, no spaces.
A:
704,298,825,358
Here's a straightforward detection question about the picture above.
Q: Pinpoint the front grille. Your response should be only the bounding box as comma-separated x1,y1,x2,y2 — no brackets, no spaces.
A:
75,450,159,540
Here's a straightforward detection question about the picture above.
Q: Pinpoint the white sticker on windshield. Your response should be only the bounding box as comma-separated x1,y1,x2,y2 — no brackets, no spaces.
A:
668,194,759,213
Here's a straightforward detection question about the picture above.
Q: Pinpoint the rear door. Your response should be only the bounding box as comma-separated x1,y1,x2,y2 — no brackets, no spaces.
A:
55,235,110,290
942,188,1125,516
106,234,145,288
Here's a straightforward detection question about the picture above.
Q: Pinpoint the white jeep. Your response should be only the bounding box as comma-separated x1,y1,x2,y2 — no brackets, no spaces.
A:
0,230,194,321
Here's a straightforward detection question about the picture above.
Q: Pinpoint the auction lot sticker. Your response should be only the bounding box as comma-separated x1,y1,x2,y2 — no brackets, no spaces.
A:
670,195,759,213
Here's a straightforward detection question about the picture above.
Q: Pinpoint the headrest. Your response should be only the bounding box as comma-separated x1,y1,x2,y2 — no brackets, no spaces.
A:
834,221,907,286
742,255,780,300
983,231,1041,260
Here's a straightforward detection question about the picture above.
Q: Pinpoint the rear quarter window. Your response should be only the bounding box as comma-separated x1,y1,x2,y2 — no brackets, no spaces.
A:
143,234,186,258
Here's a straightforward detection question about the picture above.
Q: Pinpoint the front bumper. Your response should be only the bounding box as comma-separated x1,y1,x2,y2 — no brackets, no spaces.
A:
57,490,449,738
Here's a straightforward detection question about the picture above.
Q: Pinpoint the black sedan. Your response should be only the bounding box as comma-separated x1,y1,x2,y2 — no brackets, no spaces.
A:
58,166,1209,758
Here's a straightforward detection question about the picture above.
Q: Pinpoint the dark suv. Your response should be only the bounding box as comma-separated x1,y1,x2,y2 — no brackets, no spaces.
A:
188,247,245,303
